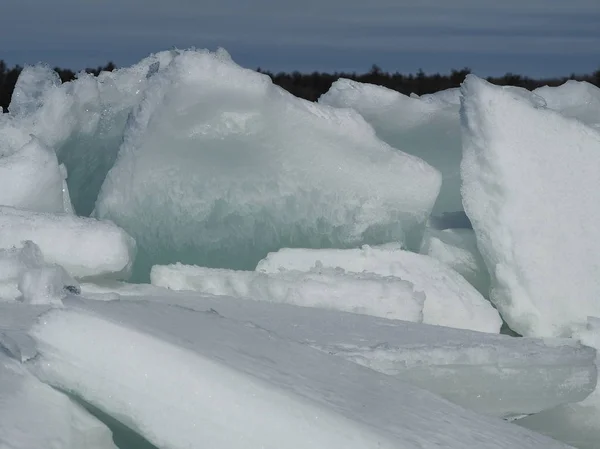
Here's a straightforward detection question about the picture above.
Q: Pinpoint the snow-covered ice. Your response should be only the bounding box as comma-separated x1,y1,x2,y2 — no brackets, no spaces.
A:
460,74,600,338
0,241,44,300
78,283,597,419
534,81,600,130
0,206,136,280
29,298,576,448
152,263,425,322
94,49,441,280
18,264,79,306
0,136,69,213
319,78,462,215
254,246,501,332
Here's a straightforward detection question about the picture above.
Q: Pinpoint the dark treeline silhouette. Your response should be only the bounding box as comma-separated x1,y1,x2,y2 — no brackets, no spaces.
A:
1,59,600,112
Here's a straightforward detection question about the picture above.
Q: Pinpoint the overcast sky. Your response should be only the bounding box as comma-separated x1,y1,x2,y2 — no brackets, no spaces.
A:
1,0,599,77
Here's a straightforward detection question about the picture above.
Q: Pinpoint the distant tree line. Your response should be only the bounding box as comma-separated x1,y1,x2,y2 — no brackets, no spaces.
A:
1,58,599,112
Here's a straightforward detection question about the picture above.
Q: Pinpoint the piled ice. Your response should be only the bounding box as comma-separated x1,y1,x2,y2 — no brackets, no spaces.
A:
0,241,44,300
254,246,501,332
28,298,576,448
94,49,441,279
534,81,600,130
319,79,462,215
460,74,600,338
0,206,136,280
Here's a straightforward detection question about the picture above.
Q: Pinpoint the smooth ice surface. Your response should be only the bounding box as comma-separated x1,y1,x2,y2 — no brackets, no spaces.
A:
319,78,462,215
255,246,501,332
94,49,441,280
0,136,67,213
460,75,600,337
29,298,575,448
151,263,425,322
0,241,44,300
79,283,597,418
0,351,117,449
0,206,136,280
420,227,491,296
5,54,177,215
534,81,600,130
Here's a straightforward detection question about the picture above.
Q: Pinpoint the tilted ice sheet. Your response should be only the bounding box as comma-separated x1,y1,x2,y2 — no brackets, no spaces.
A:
319,78,462,215
0,206,136,280
255,246,501,333
420,227,491,297
5,53,177,215
79,284,597,419
29,298,576,448
94,49,441,280
151,263,425,322
0,136,67,213
534,81,600,130
460,75,600,337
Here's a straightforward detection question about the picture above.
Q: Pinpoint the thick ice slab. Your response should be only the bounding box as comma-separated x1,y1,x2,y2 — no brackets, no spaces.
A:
319,78,462,215
0,206,136,280
79,283,595,418
94,49,441,280
254,246,501,332
29,298,575,448
534,80,600,130
420,227,491,296
0,351,116,449
460,75,600,337
0,136,68,213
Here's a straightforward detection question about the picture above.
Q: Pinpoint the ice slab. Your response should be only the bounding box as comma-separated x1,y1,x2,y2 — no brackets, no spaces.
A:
534,81,600,130
29,298,575,448
94,49,441,280
0,351,117,449
0,206,136,280
0,136,68,213
420,227,491,296
460,74,600,337
81,283,597,419
319,78,462,215
151,263,425,322
255,246,501,333
6,54,177,215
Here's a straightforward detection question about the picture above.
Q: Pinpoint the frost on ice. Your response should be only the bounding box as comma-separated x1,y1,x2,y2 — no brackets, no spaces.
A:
254,246,501,333
460,74,600,338
94,49,441,280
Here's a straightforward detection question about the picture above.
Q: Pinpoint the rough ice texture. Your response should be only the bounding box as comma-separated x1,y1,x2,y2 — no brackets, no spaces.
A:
0,241,45,300
94,49,441,280
420,227,491,297
534,81,600,130
79,284,596,419
5,54,177,215
0,351,117,449
18,264,79,306
151,263,425,322
29,299,575,449
0,136,67,213
255,246,501,333
319,78,462,215
460,75,600,338
0,206,136,280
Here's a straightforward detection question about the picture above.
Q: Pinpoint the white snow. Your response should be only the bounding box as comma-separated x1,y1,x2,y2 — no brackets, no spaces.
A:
151,263,425,322
18,264,79,306
29,298,575,448
0,351,116,449
78,283,597,419
0,206,136,280
460,74,600,338
94,49,441,279
420,227,491,296
254,246,501,332
0,136,68,213
319,78,462,215
0,241,45,300
534,81,600,130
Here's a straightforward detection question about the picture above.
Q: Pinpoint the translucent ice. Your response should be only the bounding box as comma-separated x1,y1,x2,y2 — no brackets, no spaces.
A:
255,246,501,333
0,206,136,280
319,79,462,215
94,49,441,280
460,74,600,337
29,299,575,448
